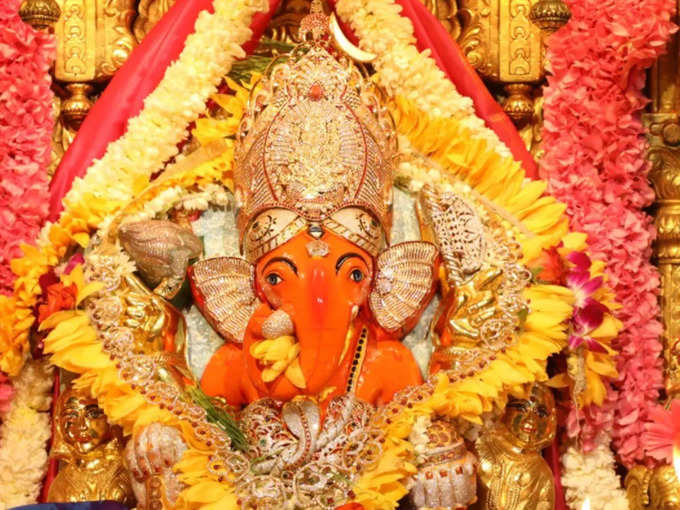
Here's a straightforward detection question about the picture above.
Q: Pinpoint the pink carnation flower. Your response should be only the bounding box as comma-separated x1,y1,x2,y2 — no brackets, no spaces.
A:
0,0,54,294
0,372,13,413
542,0,675,466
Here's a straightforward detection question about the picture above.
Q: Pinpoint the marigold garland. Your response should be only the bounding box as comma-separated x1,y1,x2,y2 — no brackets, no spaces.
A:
0,0,54,295
541,0,675,467
389,96,620,411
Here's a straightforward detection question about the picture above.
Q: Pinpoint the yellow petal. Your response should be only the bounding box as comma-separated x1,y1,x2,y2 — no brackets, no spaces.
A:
285,358,307,389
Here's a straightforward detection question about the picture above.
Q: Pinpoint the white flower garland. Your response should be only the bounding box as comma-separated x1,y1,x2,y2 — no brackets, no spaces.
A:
561,435,628,510
335,0,511,157
62,0,268,214
121,183,230,225
0,360,53,510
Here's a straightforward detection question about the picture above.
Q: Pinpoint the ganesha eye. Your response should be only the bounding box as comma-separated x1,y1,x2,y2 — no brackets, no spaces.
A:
266,273,282,285
350,269,364,282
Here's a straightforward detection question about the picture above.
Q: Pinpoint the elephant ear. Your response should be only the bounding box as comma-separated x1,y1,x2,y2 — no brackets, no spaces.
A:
188,257,260,343
369,242,439,334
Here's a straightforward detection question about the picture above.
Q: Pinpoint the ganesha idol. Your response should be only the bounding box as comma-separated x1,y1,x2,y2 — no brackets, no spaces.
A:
57,7,563,510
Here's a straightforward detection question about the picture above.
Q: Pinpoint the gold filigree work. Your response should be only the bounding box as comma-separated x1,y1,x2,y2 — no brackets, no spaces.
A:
54,0,136,83
19,0,61,30
368,241,439,334
626,465,680,510
118,220,203,299
189,257,259,344
133,0,176,42
458,0,544,83
235,9,396,259
416,184,530,375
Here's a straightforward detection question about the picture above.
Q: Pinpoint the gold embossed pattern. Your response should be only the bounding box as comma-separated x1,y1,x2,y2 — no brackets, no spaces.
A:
189,257,259,344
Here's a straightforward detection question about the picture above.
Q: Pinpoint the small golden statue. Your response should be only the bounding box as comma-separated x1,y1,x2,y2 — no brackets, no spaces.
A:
626,464,680,510
473,383,557,510
47,386,134,505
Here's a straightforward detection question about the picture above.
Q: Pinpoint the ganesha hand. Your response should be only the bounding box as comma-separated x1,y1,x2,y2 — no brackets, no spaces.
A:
124,422,187,509
411,459,478,509
409,420,477,509
246,306,306,389
122,274,183,353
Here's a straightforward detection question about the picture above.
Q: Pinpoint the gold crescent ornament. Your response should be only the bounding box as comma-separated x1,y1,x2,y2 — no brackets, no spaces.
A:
329,13,377,63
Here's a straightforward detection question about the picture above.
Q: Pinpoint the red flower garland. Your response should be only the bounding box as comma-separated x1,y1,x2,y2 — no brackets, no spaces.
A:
0,1,54,295
541,0,675,467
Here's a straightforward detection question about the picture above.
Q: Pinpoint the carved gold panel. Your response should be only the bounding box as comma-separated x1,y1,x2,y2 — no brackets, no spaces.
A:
134,0,176,42
54,0,96,81
646,112,680,398
54,0,136,83
422,0,461,39
458,0,544,83
645,0,680,399
265,0,316,43
266,0,460,43
625,4,680,508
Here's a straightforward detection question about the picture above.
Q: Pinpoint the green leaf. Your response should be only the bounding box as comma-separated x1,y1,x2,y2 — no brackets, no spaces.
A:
187,386,248,452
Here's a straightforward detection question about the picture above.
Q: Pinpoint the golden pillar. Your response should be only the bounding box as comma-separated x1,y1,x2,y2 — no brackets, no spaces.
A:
48,0,137,173
19,0,61,32
23,0,175,175
457,0,567,156
625,2,680,508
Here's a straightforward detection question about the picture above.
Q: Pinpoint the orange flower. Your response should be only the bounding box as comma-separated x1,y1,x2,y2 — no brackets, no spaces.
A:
530,246,566,285
37,282,77,324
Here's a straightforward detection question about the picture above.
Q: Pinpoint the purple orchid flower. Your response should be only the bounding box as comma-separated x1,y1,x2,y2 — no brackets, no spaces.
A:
566,251,609,354
568,299,609,353
567,251,591,273
566,252,604,307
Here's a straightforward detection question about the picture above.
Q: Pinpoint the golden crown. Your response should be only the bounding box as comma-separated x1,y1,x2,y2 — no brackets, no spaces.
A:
233,2,397,261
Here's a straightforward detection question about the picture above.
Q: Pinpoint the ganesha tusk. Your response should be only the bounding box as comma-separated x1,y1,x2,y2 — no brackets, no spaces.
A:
329,13,377,63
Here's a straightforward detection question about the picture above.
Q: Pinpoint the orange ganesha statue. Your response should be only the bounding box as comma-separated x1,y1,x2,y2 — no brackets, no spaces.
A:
110,5,533,509
186,16,438,408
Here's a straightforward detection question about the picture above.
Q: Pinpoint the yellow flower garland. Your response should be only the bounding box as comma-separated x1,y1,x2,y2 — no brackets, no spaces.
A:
389,96,620,407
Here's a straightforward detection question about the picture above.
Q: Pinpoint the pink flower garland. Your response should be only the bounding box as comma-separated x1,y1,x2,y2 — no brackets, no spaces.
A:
0,372,12,413
0,1,54,295
541,0,675,467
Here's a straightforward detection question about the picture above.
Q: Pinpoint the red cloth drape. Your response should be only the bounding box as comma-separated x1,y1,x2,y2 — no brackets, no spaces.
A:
545,437,568,510
48,0,281,220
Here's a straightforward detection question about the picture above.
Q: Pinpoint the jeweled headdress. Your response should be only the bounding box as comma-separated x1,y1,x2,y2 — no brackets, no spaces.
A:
233,1,397,261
